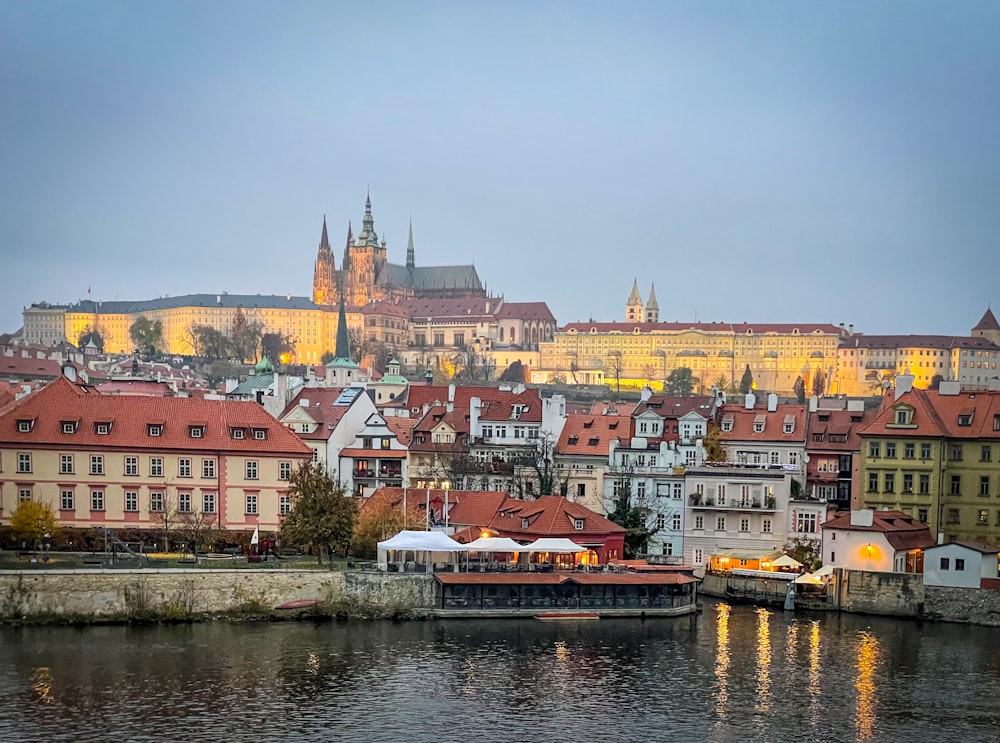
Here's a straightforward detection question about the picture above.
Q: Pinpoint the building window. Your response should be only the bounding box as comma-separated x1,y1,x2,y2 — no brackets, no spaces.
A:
980,476,990,497
885,442,896,458
279,494,290,516
18,488,32,503
978,509,988,526
895,409,910,425
950,444,963,461
60,454,74,475
918,508,928,523
918,474,930,495
150,458,163,477
716,516,726,531
62,422,75,434
203,459,216,478
381,438,391,450
190,426,204,438
433,333,445,347
16,453,31,473
125,456,138,476
672,514,681,531
796,513,818,533
982,446,992,463
740,517,750,532
883,473,895,493
96,423,110,435
17,420,32,433
453,332,464,347
60,490,74,510
868,442,880,458
279,461,291,481
150,492,164,512
920,443,932,460
246,460,258,480
940,557,950,570
672,483,682,499
253,429,267,441
311,449,319,463
90,455,104,476
950,475,961,496
656,514,666,530
867,473,878,492
90,490,104,511
203,492,216,514
636,481,646,499
904,443,915,460
246,494,258,515
694,548,704,565
232,428,245,440
179,493,192,513
956,558,966,571
762,518,772,533
947,509,960,525
148,424,162,437
124,491,138,512
179,458,192,478
694,515,704,530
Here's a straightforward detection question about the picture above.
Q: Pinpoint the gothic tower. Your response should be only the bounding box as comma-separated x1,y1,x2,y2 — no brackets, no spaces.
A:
312,216,337,306
348,191,387,307
645,283,659,323
626,278,644,322
972,306,1000,346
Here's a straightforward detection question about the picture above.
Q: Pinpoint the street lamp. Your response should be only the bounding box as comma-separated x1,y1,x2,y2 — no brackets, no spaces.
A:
443,481,451,531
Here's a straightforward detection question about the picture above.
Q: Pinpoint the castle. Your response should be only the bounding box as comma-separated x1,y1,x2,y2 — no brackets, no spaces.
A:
312,192,485,308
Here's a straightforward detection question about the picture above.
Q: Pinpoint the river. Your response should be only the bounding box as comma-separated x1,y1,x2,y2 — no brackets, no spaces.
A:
2,602,998,742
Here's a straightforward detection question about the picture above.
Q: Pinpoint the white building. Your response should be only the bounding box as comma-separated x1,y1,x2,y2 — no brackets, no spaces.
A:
820,509,934,573
923,542,1000,588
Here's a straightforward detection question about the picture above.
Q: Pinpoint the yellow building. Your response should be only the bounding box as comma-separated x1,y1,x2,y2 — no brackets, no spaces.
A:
0,375,311,536
538,321,843,396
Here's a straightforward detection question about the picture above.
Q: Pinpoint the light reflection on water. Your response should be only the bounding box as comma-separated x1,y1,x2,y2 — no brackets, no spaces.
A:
1,604,999,743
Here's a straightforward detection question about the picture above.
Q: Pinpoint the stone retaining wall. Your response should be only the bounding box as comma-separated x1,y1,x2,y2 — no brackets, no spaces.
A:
923,584,1000,627
0,569,435,621
837,569,924,617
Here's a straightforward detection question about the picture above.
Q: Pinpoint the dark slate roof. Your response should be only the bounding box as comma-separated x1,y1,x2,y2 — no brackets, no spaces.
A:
377,263,483,291
68,294,321,313
973,308,1000,332
841,334,1000,351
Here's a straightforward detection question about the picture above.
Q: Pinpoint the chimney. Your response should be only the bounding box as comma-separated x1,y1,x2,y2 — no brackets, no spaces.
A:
470,397,481,437
640,386,652,402
744,393,756,409
809,395,818,412
425,369,433,385
61,363,77,383
448,383,455,403
767,393,777,412
848,324,854,336
276,370,288,405
894,373,915,400
850,509,874,527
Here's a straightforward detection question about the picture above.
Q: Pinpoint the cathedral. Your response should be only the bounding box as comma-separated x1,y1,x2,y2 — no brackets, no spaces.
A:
312,193,485,308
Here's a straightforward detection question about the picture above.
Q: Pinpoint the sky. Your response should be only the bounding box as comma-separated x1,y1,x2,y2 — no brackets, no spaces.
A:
2,1,999,336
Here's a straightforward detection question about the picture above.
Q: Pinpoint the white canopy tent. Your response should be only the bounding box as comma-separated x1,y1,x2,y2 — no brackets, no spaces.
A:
794,572,823,585
523,538,587,554
813,564,836,578
772,554,804,569
464,537,526,553
377,530,468,572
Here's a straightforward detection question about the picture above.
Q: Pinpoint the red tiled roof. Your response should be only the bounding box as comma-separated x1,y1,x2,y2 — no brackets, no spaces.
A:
719,402,807,443
633,395,715,419
96,380,177,396
0,376,311,455
490,495,625,538
340,447,406,458
495,301,556,322
384,415,418,446
557,412,630,456
400,384,510,414
360,302,409,318
807,408,874,452
820,509,935,551
279,387,355,442
587,400,637,416
478,389,543,423
0,356,104,382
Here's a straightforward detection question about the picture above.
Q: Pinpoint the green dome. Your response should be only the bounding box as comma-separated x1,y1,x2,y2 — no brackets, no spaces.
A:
254,357,274,373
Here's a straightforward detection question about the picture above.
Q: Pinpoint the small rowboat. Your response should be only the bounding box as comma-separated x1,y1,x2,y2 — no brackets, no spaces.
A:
275,598,322,611
534,612,600,622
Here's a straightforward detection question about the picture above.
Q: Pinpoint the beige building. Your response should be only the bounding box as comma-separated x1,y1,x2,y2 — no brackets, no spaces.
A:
0,374,311,536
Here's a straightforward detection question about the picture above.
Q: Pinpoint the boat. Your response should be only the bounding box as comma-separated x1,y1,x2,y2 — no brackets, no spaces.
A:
275,598,322,611
533,612,600,622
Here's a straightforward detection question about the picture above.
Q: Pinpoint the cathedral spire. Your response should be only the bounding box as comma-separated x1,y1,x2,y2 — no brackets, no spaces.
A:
406,218,415,269
645,283,659,323
334,298,353,363
358,190,378,246
320,214,330,250
626,278,644,322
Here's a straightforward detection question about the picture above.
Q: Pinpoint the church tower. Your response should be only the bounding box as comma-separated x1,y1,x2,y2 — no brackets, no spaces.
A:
972,306,1000,346
312,216,337,306
645,283,659,323
626,279,644,322
348,191,387,307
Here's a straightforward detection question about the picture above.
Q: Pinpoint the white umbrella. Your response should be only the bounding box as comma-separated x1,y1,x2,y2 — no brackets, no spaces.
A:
794,572,823,585
813,564,836,577
772,554,803,569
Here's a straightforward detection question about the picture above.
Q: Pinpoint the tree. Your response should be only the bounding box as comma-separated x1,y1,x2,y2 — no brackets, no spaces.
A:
280,463,358,563
711,373,731,394
499,360,525,383
179,509,219,557
230,307,265,363
152,493,179,552
866,369,896,395
77,326,104,352
739,364,754,394
11,500,57,551
702,423,727,463
605,462,656,559
785,537,822,571
664,367,696,396
512,433,571,498
185,324,233,360
793,375,806,404
548,372,567,385
262,332,295,365
320,350,336,365
605,351,623,393
204,359,241,388
350,494,423,558
811,367,826,398
930,374,944,390
641,363,658,388
130,316,163,357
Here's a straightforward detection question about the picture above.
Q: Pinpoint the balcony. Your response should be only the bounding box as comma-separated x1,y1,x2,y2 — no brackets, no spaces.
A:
688,495,777,512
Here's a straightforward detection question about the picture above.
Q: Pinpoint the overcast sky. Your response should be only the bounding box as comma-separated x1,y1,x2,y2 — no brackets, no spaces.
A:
2,1,998,336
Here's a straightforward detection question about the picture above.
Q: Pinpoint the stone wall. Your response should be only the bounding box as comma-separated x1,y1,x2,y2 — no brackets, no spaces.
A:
0,569,436,621
837,569,924,617
923,584,1000,627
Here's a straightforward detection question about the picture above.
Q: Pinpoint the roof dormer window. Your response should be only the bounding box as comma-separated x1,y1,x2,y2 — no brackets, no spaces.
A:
253,429,267,440
521,518,530,528
95,422,111,435
189,425,205,438
574,518,584,530
148,424,163,437
16,419,33,433
62,421,77,434
958,414,973,427
231,428,245,440
894,408,911,425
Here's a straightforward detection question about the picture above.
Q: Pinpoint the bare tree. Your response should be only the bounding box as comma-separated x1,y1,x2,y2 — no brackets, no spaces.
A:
151,493,179,552
606,351,623,393
511,433,572,498
179,508,219,557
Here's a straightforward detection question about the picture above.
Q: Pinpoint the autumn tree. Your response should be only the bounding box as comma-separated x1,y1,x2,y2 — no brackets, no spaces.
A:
739,364,754,394
280,463,358,563
130,316,164,357
499,360,526,383
320,350,336,365
811,367,827,398
77,326,105,352
664,367,696,396
350,494,423,558
702,423,728,463
11,500,57,551
793,375,806,404
185,324,233,360
712,373,731,394
262,332,295,364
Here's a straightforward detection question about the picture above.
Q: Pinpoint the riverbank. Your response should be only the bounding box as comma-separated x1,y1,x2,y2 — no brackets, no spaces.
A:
0,568,434,625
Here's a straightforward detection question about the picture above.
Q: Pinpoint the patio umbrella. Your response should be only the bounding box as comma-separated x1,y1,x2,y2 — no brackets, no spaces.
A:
772,554,803,569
